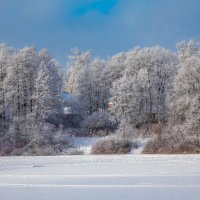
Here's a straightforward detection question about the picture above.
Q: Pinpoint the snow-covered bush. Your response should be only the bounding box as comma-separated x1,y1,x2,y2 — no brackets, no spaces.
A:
142,133,200,154
91,138,132,154
0,118,72,156
81,112,115,135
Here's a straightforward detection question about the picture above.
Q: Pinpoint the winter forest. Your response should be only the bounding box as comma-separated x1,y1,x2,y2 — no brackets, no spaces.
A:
1,40,200,156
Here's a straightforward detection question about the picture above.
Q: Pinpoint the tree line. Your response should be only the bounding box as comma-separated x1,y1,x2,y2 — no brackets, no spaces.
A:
1,40,200,155
66,40,200,153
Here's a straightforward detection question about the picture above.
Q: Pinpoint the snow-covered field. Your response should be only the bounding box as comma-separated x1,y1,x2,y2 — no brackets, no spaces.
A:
0,155,200,200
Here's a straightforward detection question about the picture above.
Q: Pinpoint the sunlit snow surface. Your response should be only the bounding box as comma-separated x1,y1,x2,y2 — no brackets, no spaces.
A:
0,155,200,200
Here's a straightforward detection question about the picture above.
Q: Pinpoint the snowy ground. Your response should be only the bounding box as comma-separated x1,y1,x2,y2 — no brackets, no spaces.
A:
0,155,200,200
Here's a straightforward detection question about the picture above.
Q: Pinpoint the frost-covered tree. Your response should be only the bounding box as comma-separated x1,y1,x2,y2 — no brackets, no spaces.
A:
111,47,177,128
66,50,109,115
33,49,63,121
78,58,109,114
65,49,91,95
65,49,92,114
171,40,200,132
0,44,14,136
5,47,39,120
91,59,110,112
105,52,126,87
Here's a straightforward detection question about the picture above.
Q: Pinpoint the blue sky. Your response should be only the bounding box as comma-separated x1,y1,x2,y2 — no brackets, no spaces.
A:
0,0,200,66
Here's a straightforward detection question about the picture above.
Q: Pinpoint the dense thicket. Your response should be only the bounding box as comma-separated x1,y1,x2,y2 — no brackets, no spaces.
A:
66,40,200,153
0,45,66,155
65,46,178,134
